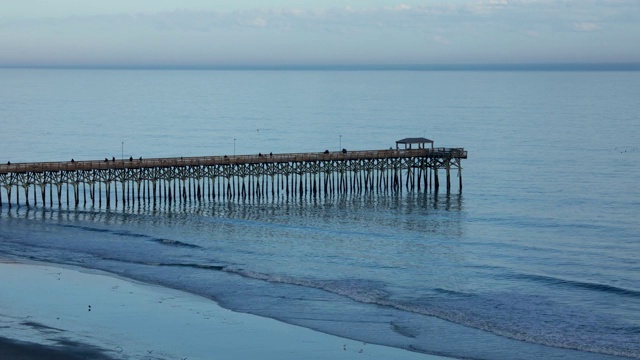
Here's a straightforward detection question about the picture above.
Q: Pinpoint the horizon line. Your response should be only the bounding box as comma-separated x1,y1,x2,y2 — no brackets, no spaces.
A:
2,63,640,71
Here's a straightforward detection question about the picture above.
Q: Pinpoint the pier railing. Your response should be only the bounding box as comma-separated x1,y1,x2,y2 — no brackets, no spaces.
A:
0,148,466,174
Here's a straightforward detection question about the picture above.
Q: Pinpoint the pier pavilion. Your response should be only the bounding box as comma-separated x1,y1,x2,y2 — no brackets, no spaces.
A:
0,142,466,209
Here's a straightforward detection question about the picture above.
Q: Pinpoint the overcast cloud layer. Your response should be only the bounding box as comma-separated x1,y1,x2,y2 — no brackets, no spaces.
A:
1,0,639,67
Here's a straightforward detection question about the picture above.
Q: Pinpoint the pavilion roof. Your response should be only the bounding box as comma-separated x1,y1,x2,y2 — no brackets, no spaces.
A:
395,137,434,144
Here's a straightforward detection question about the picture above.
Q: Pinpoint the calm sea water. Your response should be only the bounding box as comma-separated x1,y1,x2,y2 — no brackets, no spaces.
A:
1,69,639,359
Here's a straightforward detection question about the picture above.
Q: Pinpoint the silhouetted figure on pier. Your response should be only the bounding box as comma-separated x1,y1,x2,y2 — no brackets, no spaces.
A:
258,153,262,157
270,152,273,157
112,157,115,162
129,156,133,161
139,156,142,161
324,150,329,154
104,158,108,162
71,159,74,163
342,148,347,154
7,161,10,165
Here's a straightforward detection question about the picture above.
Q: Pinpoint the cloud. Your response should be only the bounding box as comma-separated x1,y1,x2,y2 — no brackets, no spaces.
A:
0,2,624,34
1,1,639,66
388,4,412,11
236,16,269,28
572,22,601,32
431,34,451,45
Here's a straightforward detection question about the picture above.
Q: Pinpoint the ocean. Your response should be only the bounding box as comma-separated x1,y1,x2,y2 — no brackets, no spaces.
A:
1,68,639,359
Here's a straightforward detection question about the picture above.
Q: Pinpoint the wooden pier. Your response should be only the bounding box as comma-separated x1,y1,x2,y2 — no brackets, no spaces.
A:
0,139,466,209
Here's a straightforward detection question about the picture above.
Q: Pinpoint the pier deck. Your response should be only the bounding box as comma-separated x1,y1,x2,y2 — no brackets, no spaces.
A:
0,147,466,208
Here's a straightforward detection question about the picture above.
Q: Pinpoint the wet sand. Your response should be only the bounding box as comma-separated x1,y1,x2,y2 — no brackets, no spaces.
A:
0,261,450,360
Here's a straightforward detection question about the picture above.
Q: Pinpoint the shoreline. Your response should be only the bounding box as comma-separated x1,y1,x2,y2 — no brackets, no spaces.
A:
0,260,451,360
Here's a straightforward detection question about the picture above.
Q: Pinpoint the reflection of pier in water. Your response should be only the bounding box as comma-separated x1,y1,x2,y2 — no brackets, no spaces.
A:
0,139,466,209
0,192,465,238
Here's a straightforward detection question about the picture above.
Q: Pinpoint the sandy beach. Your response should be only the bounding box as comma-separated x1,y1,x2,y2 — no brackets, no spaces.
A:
0,261,450,360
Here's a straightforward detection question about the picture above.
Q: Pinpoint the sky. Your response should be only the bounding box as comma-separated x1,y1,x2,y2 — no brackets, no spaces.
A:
1,0,639,67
